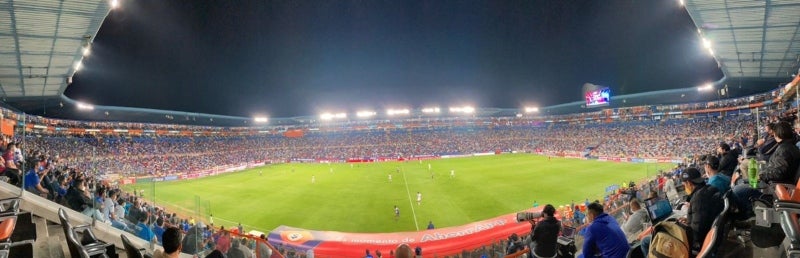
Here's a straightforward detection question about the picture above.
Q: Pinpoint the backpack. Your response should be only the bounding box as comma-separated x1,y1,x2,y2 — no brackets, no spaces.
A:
647,221,690,258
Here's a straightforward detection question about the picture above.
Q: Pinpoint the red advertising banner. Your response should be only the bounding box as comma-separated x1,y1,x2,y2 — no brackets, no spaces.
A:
268,207,549,257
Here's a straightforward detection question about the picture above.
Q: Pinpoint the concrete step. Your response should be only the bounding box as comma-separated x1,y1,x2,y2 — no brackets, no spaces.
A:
33,215,50,257
47,234,66,258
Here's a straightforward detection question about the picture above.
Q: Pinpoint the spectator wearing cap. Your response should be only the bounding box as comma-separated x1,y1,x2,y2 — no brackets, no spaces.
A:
578,202,629,258
681,167,724,254
716,143,738,177
704,155,731,193
735,121,800,218
527,204,560,258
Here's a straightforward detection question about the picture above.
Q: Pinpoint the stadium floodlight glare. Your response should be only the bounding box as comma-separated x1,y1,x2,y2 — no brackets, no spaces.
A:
110,0,119,9
449,106,475,114
422,107,441,113
702,38,711,49
697,84,714,92
524,107,539,113
253,117,268,123
356,111,376,118
73,61,82,71
76,102,94,110
82,46,91,57
679,0,684,6
387,109,410,116
320,112,347,120
708,48,714,56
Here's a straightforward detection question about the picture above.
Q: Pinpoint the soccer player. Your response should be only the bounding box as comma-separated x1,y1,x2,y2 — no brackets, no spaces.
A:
417,192,422,205
450,169,455,178
311,175,315,184
428,163,431,170
388,174,392,182
329,168,333,173
259,170,263,176
394,205,400,221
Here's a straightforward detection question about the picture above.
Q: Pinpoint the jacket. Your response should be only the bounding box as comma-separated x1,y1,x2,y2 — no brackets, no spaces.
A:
579,213,630,258
718,151,738,177
531,216,560,257
687,183,724,252
760,140,800,184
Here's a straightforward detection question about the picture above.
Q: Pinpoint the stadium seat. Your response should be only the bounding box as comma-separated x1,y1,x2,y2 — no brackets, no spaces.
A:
121,234,151,258
696,190,733,258
0,215,34,258
58,208,114,258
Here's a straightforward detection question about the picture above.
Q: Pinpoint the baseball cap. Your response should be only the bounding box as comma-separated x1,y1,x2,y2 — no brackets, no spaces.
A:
681,167,705,184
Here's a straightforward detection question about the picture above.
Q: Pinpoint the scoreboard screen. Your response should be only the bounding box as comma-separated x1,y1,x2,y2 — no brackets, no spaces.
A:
585,87,610,108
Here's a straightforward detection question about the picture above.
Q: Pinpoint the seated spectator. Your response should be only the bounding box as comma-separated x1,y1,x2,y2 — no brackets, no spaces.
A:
717,143,739,177
528,204,560,258
136,214,157,243
579,202,629,258
227,238,245,258
153,217,166,245
734,121,800,218
182,221,206,255
703,155,730,193
681,167,725,254
621,199,648,241
506,233,524,254
153,227,182,258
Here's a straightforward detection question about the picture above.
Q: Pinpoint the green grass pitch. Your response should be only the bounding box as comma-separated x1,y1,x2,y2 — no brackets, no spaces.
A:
127,154,669,233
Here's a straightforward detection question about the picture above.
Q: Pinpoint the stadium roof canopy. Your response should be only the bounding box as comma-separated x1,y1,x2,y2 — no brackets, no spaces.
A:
684,0,800,79
0,0,111,99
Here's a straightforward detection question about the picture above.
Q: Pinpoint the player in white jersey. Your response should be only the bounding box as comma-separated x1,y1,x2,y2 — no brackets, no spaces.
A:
311,175,315,184
417,192,422,205
388,174,392,182
450,169,455,178
394,205,400,221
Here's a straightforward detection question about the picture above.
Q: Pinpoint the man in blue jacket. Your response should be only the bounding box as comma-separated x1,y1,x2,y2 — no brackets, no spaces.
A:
579,202,629,258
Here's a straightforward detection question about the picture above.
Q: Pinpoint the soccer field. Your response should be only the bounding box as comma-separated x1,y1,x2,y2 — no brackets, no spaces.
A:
128,154,669,233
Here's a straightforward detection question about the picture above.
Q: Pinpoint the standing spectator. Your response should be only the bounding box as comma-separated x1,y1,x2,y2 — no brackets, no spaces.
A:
579,202,629,258
257,234,272,258
427,221,434,230
216,230,232,254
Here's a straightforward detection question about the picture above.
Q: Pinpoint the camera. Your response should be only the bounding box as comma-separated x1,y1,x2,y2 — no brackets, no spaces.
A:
516,211,543,222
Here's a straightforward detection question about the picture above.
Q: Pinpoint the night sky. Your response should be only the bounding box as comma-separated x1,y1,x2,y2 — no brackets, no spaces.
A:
64,0,723,118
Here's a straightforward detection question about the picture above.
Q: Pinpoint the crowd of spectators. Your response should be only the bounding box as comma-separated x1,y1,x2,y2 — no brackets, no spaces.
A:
0,111,791,257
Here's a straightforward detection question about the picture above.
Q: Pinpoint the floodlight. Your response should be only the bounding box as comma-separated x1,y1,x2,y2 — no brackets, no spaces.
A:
356,111,376,118
708,48,714,56
74,61,82,71
697,83,713,92
253,117,268,123
82,46,91,57
702,38,711,49
76,102,94,110
449,106,475,114
422,107,440,113
524,107,539,113
320,113,334,120
516,114,523,118
110,0,119,9
387,108,410,116
679,0,684,6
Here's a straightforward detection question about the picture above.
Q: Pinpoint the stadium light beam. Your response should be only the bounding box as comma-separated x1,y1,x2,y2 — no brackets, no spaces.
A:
449,106,475,114
422,107,440,114
387,109,409,116
253,117,268,123
76,102,94,110
73,61,82,71
679,0,684,6
82,46,91,57
320,112,347,121
524,107,539,113
697,84,714,92
356,111,376,118
702,38,711,49
110,0,119,9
